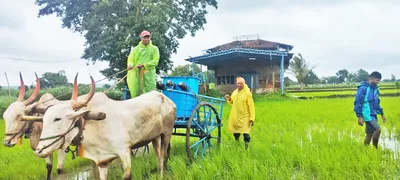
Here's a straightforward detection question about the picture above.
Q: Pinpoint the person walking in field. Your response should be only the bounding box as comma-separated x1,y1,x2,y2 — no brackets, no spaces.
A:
225,77,255,150
127,30,160,98
354,71,387,148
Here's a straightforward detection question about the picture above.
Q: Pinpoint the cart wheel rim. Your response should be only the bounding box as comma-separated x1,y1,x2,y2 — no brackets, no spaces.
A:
186,102,221,162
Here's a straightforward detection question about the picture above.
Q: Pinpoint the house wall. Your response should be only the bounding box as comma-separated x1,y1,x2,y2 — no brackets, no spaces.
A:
211,59,283,94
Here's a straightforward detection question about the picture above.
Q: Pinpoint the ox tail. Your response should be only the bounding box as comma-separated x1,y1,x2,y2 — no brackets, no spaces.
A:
167,142,171,160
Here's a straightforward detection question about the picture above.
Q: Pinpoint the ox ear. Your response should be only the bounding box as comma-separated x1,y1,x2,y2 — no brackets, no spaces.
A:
30,104,52,114
24,102,38,114
83,111,106,121
67,110,90,120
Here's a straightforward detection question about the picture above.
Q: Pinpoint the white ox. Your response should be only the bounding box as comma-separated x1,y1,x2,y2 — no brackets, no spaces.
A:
28,75,176,180
2,73,69,180
3,73,106,180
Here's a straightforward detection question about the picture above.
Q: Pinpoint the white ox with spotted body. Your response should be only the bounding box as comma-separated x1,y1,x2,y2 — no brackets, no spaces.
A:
32,76,176,180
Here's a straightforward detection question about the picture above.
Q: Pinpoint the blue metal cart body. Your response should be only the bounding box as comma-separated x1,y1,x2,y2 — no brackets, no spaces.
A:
123,74,225,162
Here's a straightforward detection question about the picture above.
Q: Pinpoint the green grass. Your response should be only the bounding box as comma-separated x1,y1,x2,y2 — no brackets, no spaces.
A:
0,97,399,179
287,82,397,90
289,89,400,98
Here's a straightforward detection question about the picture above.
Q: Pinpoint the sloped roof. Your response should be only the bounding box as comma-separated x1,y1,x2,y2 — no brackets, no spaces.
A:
206,39,293,53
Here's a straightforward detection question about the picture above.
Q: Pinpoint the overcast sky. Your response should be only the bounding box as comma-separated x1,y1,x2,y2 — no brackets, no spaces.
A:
1,0,399,87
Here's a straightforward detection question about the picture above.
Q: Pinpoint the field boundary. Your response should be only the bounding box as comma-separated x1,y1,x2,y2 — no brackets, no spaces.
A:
293,92,400,99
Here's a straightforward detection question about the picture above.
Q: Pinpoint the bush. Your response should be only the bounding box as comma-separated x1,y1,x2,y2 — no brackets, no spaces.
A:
201,89,224,98
293,92,400,100
0,85,125,114
0,96,17,116
253,92,294,102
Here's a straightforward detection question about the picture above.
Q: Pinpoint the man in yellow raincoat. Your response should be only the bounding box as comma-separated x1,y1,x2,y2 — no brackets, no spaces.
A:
127,30,160,98
225,77,255,149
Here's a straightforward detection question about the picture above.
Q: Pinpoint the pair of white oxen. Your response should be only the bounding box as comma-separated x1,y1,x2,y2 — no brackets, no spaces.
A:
2,73,177,180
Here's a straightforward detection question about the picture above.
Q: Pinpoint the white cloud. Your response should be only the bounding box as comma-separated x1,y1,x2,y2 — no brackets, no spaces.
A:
172,0,400,79
0,0,399,88
0,0,109,87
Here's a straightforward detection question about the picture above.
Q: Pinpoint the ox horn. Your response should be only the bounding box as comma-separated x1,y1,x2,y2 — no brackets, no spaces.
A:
24,73,41,105
71,74,95,110
21,115,43,122
71,73,79,101
17,72,25,102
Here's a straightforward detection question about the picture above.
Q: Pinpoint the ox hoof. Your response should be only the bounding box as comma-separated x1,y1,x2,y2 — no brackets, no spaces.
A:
123,173,132,180
57,168,65,175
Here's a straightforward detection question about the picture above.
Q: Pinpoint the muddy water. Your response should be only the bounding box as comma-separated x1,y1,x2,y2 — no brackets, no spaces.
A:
306,126,399,154
56,165,91,180
350,126,400,153
379,127,400,155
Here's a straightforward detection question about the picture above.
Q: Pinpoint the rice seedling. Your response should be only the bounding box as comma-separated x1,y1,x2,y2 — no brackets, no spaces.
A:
289,89,400,98
0,97,398,179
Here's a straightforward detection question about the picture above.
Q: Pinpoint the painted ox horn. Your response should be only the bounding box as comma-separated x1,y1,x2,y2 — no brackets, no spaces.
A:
70,74,106,120
71,73,96,110
17,72,41,105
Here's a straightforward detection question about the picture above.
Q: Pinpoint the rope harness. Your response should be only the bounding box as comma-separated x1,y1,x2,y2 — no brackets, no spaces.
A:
4,68,129,158
4,121,27,145
139,68,145,94
6,67,145,159
36,116,86,158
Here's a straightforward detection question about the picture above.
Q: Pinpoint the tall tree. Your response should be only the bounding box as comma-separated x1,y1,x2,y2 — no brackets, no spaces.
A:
336,69,349,83
391,74,396,82
284,77,295,87
347,72,357,82
304,70,320,85
323,76,339,84
288,53,315,88
34,0,218,80
204,70,215,83
40,72,69,88
354,69,369,82
169,64,201,76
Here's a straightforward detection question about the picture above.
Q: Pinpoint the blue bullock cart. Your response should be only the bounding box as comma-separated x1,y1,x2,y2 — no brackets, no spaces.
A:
123,74,225,162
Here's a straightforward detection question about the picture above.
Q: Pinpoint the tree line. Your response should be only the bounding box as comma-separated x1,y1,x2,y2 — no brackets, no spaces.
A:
286,53,398,87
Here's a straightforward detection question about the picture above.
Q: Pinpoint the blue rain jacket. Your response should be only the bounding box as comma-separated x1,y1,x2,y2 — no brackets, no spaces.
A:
353,81,384,122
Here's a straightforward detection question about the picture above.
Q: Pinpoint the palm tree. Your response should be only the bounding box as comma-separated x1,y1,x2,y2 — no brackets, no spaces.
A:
288,53,315,89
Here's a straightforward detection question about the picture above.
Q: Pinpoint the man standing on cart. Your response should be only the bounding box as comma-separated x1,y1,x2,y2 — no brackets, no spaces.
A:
225,77,255,150
127,30,160,98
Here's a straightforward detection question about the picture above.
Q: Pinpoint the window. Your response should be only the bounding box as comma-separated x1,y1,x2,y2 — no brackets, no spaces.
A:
217,76,221,85
230,76,235,84
216,75,237,85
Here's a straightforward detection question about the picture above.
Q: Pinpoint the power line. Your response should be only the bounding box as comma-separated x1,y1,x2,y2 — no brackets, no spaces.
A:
0,56,82,63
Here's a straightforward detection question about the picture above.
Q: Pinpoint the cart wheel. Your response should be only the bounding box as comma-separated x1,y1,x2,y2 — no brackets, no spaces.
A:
186,102,221,163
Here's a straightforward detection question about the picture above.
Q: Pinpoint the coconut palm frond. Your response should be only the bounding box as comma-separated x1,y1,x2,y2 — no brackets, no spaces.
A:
288,53,315,88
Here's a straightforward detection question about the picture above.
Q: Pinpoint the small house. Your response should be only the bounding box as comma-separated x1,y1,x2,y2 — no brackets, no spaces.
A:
185,38,294,94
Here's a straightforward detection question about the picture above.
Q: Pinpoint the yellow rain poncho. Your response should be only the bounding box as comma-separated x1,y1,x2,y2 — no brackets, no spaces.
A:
127,40,160,98
227,83,255,134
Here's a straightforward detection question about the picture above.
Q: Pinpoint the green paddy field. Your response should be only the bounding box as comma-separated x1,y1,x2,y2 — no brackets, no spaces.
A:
0,96,399,179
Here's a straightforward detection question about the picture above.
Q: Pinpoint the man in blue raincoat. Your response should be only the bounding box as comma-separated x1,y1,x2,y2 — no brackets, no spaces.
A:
353,71,387,148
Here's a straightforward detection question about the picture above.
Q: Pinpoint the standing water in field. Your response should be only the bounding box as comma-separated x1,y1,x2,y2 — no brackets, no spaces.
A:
348,127,400,158
306,125,399,158
56,165,91,180
379,127,400,156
